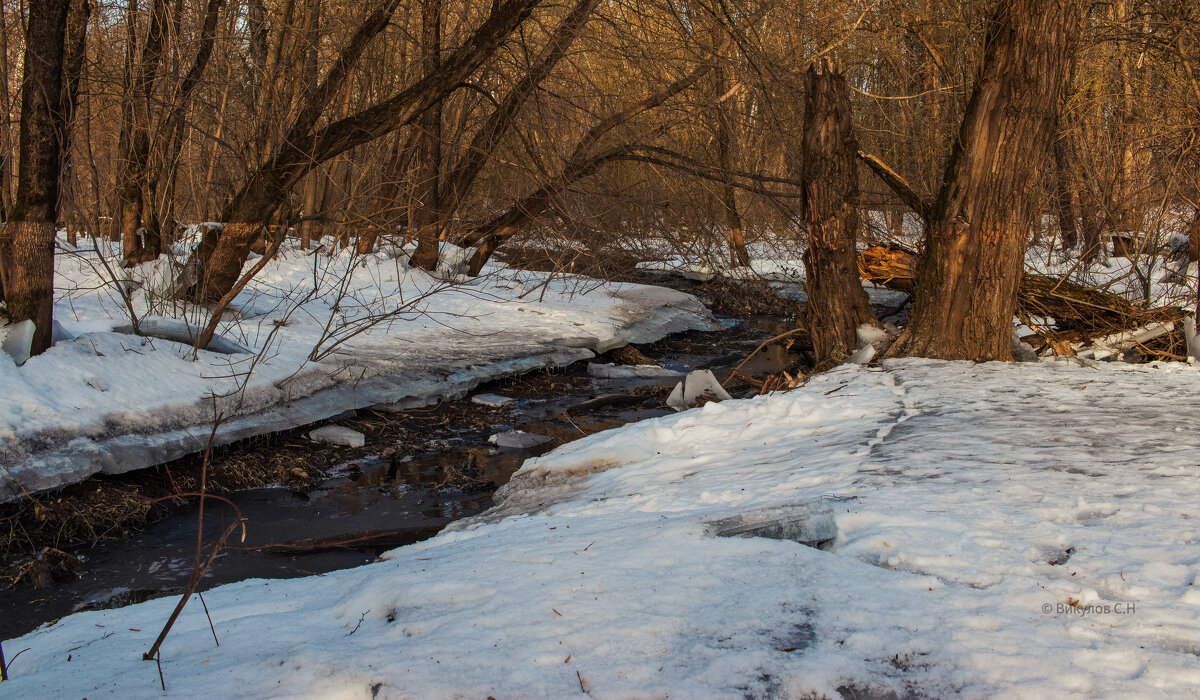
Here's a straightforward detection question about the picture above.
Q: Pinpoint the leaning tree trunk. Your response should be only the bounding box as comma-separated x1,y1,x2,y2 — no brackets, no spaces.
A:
887,0,1087,361
4,0,75,357
798,58,878,369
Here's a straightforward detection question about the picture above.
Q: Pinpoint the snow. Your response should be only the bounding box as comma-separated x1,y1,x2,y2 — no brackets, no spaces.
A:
8,358,1198,697
0,238,718,502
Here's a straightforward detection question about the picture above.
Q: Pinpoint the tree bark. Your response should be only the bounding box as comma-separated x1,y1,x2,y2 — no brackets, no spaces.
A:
5,0,75,356
798,58,878,369
886,0,1087,362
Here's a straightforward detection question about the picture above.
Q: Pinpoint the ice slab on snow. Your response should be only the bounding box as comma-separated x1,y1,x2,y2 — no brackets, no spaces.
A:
308,425,365,448
112,317,250,355
706,502,838,548
1,318,35,365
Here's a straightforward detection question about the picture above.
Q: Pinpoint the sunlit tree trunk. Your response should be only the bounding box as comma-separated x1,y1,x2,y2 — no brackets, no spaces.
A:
888,0,1087,361
798,58,878,369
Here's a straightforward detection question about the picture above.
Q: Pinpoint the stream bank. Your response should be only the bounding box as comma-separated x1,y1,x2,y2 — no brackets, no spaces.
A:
1,316,803,640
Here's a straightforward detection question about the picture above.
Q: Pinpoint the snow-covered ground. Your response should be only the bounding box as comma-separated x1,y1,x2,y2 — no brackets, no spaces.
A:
0,238,717,501
5,358,1200,698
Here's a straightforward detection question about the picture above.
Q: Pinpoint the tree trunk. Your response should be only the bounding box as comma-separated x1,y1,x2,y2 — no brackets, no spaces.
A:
4,0,75,357
713,51,750,268
116,0,169,266
886,0,1087,362
409,0,444,272
798,58,878,369
1053,130,1079,250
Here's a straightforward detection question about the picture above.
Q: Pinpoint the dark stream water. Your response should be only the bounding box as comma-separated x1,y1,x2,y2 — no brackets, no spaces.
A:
1,317,801,641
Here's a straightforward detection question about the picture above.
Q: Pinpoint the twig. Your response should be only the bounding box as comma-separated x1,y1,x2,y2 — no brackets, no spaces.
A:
347,610,370,636
153,651,165,691
198,591,219,646
143,517,245,662
0,645,30,681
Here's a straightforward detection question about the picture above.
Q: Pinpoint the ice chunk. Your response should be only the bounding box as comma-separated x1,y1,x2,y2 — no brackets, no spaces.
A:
587,363,684,379
1,319,36,366
706,503,837,549
666,369,732,411
309,425,366,448
845,344,875,365
1012,332,1039,362
488,430,552,449
856,323,889,349
1183,316,1200,362
472,393,514,407
52,320,75,343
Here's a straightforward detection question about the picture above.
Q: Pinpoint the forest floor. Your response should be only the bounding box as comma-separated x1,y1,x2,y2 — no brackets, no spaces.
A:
4,356,1200,698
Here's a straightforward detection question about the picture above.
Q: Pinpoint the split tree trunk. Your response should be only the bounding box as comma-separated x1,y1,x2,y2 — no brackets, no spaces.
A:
116,0,170,266
798,58,878,369
886,0,1087,361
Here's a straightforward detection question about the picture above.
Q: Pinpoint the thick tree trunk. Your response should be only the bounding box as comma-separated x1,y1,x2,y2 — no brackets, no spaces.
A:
5,0,74,356
886,0,1087,362
798,58,878,369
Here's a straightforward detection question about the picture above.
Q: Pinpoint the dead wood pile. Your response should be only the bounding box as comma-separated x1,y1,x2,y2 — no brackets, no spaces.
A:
857,245,1187,347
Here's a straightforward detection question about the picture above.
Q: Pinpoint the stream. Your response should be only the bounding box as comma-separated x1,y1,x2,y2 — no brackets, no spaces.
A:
1,316,802,641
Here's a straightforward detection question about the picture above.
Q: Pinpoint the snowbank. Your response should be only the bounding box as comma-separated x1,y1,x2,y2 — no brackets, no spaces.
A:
0,241,718,501
6,358,1200,697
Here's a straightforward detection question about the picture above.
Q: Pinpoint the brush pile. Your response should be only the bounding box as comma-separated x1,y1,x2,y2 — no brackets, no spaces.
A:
857,245,1189,358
